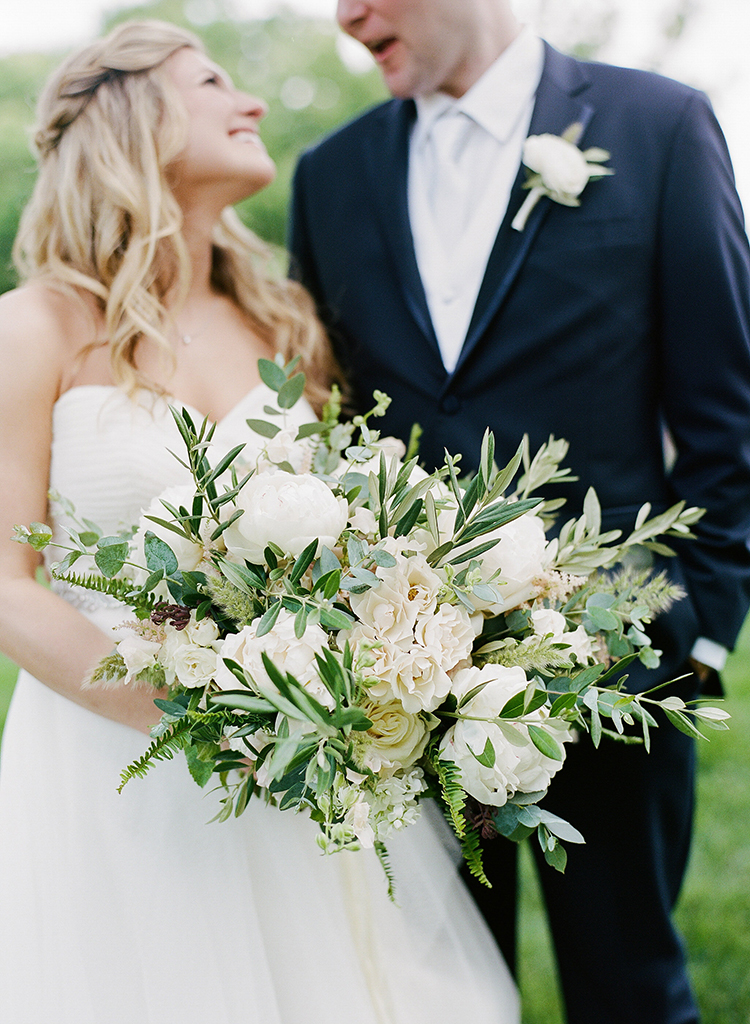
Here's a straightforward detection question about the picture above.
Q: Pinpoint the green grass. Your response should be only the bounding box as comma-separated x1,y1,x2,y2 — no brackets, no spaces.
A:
1,623,748,1023
518,616,750,1024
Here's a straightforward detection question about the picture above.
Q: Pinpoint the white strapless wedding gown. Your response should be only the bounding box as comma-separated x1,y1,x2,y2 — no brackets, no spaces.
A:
0,383,519,1024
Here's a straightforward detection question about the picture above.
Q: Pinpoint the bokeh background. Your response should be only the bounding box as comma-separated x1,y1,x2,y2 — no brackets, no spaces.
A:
0,2,748,1022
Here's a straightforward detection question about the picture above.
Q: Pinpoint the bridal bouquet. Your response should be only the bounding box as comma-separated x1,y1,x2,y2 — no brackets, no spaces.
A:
16,357,728,886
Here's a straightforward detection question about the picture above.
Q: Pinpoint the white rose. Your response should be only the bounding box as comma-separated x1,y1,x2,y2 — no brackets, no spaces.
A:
523,133,590,198
355,696,430,775
215,610,333,708
440,663,571,805
462,511,547,615
185,615,221,647
131,485,205,579
222,472,348,565
530,607,593,664
172,643,218,688
114,629,161,684
349,552,441,644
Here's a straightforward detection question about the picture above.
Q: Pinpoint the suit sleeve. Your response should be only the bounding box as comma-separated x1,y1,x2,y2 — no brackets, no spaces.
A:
657,89,750,649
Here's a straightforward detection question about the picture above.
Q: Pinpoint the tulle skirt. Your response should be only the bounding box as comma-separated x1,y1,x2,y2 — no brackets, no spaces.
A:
0,610,518,1024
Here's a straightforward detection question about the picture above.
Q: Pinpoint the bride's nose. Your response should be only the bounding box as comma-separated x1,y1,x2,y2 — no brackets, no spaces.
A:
237,91,268,121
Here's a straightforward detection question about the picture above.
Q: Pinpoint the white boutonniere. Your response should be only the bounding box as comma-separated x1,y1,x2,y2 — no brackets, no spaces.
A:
511,123,613,231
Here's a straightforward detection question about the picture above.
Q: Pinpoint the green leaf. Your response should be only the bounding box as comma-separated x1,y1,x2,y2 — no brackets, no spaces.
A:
153,698,188,718
278,373,306,410
209,691,276,715
295,422,327,440
184,744,215,788
541,834,568,873
255,602,282,637
258,358,287,392
94,537,130,577
527,724,565,761
143,532,179,575
218,558,265,593
538,810,585,844
290,539,319,584
394,498,423,537
470,736,496,769
246,419,281,439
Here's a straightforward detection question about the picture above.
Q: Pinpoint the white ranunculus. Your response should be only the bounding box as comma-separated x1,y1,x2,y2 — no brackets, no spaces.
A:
461,511,548,615
530,607,593,664
523,133,590,198
215,609,333,708
131,486,205,579
172,643,218,688
440,663,571,806
349,552,442,644
114,629,162,684
222,472,348,565
356,696,431,775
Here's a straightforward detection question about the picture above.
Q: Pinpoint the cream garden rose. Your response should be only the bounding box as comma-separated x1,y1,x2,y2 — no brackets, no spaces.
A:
222,471,348,565
355,696,431,775
215,609,333,709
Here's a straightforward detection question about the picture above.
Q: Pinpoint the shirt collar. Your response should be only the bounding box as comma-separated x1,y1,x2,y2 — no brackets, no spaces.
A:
413,27,544,148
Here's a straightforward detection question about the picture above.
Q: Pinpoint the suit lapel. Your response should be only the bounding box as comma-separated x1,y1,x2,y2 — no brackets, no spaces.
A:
363,101,444,365
454,45,595,377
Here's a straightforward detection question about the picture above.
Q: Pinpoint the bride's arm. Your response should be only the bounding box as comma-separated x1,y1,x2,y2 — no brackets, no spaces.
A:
0,286,163,735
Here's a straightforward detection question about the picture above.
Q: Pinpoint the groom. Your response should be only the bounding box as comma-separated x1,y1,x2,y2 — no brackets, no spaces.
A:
289,1,750,1021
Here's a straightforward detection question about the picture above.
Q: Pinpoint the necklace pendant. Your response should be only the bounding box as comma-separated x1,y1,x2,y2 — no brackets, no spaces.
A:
182,334,192,345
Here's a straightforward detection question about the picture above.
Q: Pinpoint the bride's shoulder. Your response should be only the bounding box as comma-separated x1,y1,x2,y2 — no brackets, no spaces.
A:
0,283,100,399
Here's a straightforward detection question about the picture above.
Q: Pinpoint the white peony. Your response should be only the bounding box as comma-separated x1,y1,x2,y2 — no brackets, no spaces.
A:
530,607,593,664
440,663,572,806
461,510,548,615
523,133,591,198
215,609,333,709
257,428,313,474
222,471,348,565
128,486,205,588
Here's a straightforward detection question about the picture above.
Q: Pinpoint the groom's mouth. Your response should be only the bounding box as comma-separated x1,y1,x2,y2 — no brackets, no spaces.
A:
368,37,399,63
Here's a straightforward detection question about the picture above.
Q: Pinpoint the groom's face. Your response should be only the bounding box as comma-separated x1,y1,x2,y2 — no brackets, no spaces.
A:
336,0,484,99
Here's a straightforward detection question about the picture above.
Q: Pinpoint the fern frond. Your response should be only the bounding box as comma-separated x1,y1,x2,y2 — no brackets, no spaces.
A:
374,841,398,903
434,756,467,838
460,825,490,887
117,717,192,791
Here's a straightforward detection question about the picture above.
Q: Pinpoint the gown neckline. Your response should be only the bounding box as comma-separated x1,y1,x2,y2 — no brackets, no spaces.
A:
53,381,270,429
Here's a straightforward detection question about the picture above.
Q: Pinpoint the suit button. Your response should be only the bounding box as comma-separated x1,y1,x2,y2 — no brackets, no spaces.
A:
440,395,461,415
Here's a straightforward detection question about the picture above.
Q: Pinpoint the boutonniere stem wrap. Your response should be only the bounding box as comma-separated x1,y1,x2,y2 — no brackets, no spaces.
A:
511,122,613,231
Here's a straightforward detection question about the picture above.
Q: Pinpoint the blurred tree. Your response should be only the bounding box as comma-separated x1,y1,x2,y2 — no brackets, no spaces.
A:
0,0,386,291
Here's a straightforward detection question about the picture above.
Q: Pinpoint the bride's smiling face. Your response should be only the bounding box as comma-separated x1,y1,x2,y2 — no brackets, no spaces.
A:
164,47,275,207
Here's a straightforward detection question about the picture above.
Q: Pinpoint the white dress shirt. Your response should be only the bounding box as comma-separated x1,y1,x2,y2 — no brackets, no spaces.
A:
408,27,544,374
407,28,726,674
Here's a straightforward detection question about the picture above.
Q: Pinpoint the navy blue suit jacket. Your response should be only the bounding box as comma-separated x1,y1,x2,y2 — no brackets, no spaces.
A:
290,44,750,685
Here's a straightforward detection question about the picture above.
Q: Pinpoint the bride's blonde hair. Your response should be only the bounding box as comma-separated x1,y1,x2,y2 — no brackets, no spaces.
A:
13,19,336,412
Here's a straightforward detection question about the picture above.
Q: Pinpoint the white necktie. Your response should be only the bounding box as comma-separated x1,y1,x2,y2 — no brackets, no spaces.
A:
426,109,477,251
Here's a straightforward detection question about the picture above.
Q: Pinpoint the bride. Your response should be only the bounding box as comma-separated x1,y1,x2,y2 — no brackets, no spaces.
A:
0,19,518,1024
